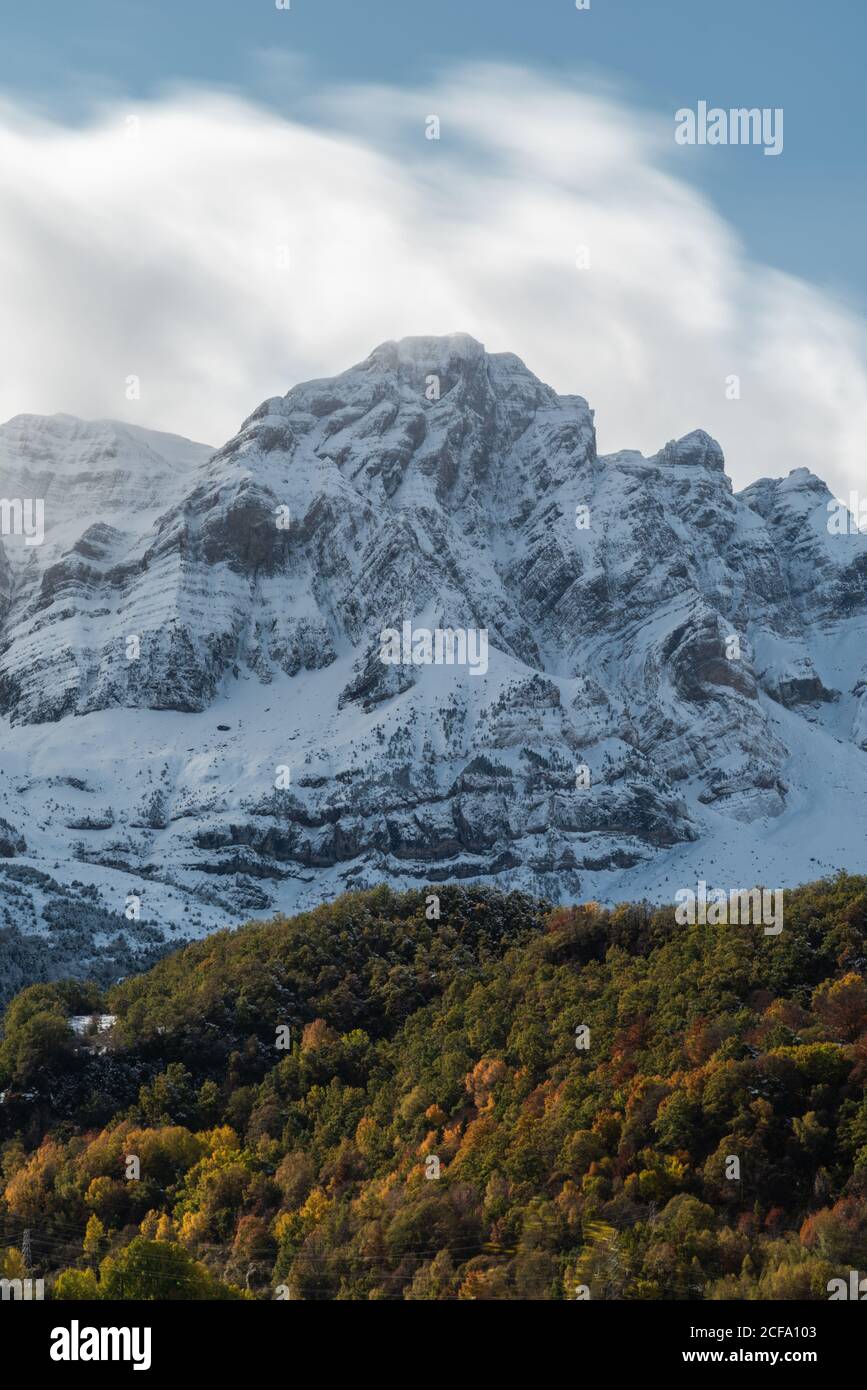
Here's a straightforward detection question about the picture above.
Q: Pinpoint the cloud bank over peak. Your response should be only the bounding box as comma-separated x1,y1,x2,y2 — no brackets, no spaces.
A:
0,63,865,496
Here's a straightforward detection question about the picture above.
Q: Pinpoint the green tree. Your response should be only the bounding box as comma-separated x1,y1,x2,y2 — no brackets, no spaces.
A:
83,1213,106,1260
98,1238,243,1300
53,1267,101,1300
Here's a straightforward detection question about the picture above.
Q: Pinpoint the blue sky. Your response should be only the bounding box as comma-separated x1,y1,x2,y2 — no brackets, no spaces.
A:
2,0,865,308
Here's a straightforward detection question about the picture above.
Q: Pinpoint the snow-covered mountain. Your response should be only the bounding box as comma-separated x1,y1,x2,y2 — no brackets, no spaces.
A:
1,334,866,993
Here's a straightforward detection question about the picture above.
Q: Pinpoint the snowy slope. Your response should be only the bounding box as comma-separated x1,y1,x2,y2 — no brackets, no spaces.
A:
0,335,866,991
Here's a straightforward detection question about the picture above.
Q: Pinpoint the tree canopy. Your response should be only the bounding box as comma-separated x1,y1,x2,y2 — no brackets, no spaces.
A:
2,877,867,1299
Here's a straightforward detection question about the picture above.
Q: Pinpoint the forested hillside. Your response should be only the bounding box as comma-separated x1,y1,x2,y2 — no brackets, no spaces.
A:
2,878,867,1300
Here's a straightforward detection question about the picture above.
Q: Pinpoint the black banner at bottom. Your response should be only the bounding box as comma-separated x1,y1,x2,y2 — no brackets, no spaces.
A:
3,1297,861,1376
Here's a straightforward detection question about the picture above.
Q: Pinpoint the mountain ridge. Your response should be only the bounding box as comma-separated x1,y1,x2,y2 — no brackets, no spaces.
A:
0,334,865,990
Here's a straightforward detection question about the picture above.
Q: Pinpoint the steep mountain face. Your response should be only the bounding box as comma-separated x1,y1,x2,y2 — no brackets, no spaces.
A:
0,335,866,987
0,414,214,723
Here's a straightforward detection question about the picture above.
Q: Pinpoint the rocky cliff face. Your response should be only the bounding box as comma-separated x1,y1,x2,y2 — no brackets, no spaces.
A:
0,335,866,986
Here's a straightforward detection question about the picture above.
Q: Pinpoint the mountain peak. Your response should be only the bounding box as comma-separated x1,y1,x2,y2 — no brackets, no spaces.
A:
654,429,725,472
780,466,831,493
368,332,487,366
0,411,214,468
356,333,555,404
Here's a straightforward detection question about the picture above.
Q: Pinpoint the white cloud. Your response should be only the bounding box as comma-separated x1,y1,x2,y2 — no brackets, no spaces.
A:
0,64,865,496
